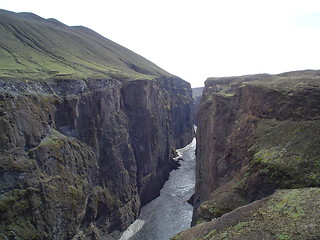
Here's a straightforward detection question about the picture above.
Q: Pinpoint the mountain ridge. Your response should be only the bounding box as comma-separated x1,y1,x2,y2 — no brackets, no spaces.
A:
0,9,172,81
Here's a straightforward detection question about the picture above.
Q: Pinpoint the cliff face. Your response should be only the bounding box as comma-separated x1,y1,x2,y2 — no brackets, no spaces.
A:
0,77,194,239
121,77,193,205
183,70,320,239
192,87,203,125
0,10,194,240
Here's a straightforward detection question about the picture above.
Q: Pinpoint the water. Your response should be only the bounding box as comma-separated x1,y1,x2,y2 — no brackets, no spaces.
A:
120,138,196,240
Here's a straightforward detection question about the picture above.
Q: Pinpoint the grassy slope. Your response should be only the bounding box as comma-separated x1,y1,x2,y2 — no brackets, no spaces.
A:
174,188,320,240
206,70,320,94
0,9,172,81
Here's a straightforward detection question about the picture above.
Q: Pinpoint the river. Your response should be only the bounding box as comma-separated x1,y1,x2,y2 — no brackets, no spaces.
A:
120,137,196,240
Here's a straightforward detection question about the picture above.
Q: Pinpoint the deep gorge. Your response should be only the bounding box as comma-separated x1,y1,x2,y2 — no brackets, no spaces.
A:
0,77,194,239
120,138,196,240
1,9,320,240
0,10,194,240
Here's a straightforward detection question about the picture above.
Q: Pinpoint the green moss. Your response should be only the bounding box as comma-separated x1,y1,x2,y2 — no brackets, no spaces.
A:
0,193,16,212
37,129,65,147
191,188,320,240
195,218,206,225
28,129,68,163
202,229,218,240
234,221,250,230
171,232,182,240
6,217,39,239
0,188,30,213
277,234,290,240
245,119,320,189
197,185,249,223
261,189,307,221
0,187,42,239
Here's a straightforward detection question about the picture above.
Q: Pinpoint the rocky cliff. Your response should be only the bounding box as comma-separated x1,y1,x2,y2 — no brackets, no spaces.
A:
173,70,320,239
192,87,203,125
0,10,194,239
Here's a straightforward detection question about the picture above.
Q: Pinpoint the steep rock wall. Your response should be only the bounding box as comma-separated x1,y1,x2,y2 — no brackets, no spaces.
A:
192,70,320,225
192,87,203,125
0,77,194,239
121,77,194,205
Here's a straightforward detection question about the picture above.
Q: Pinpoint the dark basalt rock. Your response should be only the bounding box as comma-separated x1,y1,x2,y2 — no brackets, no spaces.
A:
0,76,194,239
0,10,194,239
178,70,320,239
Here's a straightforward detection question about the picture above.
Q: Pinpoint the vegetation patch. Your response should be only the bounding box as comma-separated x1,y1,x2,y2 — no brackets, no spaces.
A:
175,188,320,240
245,119,320,190
196,184,248,223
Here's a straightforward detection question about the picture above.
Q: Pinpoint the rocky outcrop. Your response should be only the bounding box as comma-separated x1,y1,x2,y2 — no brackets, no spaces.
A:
0,76,193,239
0,10,194,240
178,70,320,239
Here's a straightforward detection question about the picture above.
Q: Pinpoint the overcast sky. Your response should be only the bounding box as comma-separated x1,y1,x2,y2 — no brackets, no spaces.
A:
2,0,320,87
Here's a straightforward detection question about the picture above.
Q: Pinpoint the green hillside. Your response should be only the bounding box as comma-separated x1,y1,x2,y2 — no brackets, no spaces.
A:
0,9,172,81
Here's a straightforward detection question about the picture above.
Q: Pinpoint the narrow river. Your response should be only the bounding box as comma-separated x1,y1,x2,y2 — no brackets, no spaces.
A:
120,137,196,240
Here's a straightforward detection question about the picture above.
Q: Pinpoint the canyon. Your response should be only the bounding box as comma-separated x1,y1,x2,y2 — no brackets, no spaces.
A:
0,10,194,239
1,8,320,240
120,138,196,240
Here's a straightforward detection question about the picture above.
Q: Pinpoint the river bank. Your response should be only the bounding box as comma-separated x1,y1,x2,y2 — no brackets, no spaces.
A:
120,138,196,240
